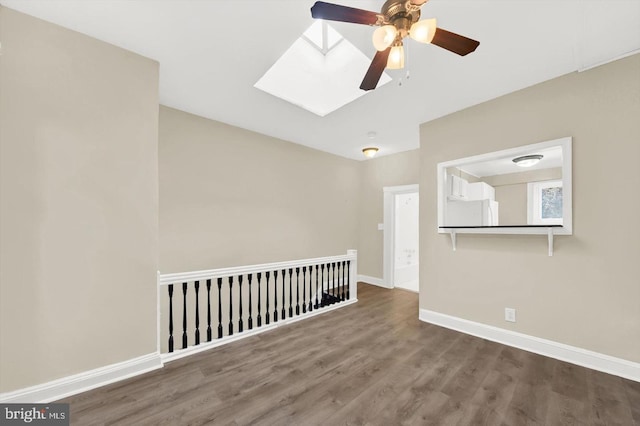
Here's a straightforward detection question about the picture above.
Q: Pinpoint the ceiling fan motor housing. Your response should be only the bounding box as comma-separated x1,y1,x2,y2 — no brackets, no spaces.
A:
381,0,421,38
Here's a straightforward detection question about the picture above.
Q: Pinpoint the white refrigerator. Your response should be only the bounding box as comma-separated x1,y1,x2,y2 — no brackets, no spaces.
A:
446,199,499,226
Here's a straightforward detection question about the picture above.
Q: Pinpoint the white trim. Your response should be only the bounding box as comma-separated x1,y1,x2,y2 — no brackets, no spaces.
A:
578,49,640,72
0,353,163,403
419,309,640,382
156,270,161,355
159,251,357,285
357,274,390,288
383,184,419,194
347,249,358,301
383,184,419,288
393,285,419,294
162,299,357,363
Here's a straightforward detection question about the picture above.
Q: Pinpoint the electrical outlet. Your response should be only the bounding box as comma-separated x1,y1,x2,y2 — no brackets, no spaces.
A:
505,308,516,322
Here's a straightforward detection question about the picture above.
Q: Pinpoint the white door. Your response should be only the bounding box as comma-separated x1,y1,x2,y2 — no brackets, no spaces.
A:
393,193,419,292
383,185,419,292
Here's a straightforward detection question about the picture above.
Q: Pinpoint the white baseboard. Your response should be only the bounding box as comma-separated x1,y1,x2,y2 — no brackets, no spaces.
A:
0,352,163,403
419,309,640,382
357,274,390,288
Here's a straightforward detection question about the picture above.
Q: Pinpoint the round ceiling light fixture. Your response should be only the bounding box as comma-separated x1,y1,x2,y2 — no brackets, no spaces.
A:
362,147,379,158
513,154,543,167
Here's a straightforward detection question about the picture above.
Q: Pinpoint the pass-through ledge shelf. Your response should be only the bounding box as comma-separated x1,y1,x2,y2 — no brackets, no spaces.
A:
439,225,564,256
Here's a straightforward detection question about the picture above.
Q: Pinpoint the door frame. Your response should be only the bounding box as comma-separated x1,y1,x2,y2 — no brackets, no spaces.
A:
383,184,419,289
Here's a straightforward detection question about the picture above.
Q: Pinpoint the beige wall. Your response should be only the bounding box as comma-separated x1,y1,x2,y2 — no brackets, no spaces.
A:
420,54,640,362
446,167,480,183
159,106,360,273
494,184,527,225
486,168,563,225
0,7,160,392
483,167,562,187
358,150,420,278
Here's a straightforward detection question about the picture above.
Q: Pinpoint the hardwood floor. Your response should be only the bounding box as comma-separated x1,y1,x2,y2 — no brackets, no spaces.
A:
61,284,640,425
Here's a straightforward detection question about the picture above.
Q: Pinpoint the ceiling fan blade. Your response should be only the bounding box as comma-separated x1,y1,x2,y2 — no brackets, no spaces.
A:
311,1,379,25
431,28,480,56
360,47,391,91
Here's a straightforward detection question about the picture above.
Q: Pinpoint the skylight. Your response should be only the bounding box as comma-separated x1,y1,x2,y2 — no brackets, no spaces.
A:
302,19,343,52
254,21,391,117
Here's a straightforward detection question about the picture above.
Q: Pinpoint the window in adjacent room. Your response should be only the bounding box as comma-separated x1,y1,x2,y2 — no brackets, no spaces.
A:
528,180,563,225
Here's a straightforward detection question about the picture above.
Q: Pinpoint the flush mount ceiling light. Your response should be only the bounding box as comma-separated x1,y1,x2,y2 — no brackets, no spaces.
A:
311,0,480,90
513,154,544,167
362,147,379,158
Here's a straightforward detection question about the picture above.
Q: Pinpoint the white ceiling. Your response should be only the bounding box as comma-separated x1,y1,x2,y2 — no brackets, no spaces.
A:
3,0,639,160
459,146,563,177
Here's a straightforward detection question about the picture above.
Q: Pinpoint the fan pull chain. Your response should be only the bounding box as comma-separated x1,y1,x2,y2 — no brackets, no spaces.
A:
398,69,411,86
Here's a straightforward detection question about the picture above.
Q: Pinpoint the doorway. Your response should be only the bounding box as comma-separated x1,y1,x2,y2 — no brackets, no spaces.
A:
383,185,419,292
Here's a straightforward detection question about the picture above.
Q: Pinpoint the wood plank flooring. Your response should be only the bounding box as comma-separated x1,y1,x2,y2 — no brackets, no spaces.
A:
60,284,640,425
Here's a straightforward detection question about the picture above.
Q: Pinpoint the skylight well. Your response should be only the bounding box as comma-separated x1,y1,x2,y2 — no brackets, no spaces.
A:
254,21,391,117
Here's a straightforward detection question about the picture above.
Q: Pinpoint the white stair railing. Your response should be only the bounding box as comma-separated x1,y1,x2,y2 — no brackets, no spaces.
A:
158,250,357,362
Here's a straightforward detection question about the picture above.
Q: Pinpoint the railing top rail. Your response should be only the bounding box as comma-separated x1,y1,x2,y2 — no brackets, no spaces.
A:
159,250,357,286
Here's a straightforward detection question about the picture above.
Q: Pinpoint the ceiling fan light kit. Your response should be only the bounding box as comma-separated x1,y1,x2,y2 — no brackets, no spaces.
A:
311,0,480,91
372,25,397,51
388,44,405,69
410,18,437,44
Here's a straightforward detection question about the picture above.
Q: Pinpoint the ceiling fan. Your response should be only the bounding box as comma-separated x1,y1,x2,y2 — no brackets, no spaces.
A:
310,0,480,91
